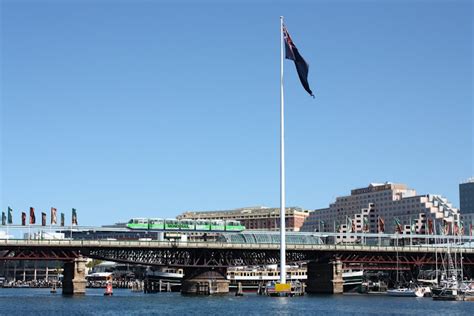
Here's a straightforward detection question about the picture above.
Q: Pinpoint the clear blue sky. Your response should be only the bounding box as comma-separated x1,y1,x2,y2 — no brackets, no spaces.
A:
1,0,472,226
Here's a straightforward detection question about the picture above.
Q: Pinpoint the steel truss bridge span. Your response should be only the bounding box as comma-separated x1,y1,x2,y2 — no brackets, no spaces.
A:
1,239,473,269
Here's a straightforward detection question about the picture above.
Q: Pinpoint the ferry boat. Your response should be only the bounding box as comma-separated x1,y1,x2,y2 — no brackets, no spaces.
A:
145,267,183,292
342,270,364,293
228,265,363,292
146,267,184,284
227,265,306,291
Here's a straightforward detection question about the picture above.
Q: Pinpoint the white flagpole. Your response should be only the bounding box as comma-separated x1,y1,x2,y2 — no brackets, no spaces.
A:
279,15,286,285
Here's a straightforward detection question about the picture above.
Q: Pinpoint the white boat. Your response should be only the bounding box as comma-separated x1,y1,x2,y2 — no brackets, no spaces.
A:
145,267,183,283
414,286,431,297
387,288,417,297
342,270,364,292
228,266,362,292
387,239,416,297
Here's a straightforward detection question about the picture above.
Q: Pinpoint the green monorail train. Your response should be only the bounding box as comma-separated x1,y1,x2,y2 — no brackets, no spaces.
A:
126,218,245,232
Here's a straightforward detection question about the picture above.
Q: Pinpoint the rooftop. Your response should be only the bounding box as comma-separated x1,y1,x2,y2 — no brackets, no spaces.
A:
180,206,308,217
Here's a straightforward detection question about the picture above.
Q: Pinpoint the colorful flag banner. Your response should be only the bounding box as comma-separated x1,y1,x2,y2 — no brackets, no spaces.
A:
411,218,417,234
394,218,403,233
60,213,65,227
51,207,57,225
428,218,434,235
439,223,444,236
29,207,36,224
445,221,451,235
454,222,459,236
378,217,385,233
72,208,78,225
283,24,314,97
21,212,26,226
41,212,47,226
8,207,13,224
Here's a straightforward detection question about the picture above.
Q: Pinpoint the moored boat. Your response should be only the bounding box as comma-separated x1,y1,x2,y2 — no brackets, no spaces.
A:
386,287,417,297
414,286,431,298
264,280,304,297
432,287,459,301
342,270,364,293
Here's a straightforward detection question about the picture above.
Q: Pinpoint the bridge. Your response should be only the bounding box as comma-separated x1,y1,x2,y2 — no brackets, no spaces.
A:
1,238,474,267
1,233,473,295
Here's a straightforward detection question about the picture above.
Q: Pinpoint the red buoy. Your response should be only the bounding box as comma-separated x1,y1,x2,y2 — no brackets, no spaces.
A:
104,282,113,296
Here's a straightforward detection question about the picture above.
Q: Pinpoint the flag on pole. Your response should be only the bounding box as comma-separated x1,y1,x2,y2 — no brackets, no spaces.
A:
394,218,402,233
444,220,452,235
411,218,417,234
21,212,26,226
283,24,314,97
378,217,385,233
41,212,47,226
1,212,5,225
60,213,65,227
72,208,78,225
51,207,57,225
428,218,434,235
454,222,459,236
363,216,369,232
29,207,36,224
8,207,13,224
346,216,353,232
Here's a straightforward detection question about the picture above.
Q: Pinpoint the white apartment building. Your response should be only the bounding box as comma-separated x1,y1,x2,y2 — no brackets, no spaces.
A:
302,182,460,235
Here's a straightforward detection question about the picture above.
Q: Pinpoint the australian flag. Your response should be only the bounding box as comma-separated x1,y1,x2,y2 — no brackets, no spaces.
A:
283,25,314,97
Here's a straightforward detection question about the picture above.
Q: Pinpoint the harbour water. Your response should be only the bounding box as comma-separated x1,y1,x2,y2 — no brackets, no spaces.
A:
0,288,471,316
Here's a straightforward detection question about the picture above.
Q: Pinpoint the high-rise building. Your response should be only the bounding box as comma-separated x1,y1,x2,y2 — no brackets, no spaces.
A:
460,178,474,234
301,182,460,234
177,206,310,232
460,178,474,214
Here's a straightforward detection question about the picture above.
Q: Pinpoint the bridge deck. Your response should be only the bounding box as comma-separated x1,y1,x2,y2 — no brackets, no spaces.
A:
1,239,473,254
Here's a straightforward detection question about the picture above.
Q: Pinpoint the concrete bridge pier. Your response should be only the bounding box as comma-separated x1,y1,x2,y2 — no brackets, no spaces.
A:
306,258,343,294
62,256,87,295
181,268,229,295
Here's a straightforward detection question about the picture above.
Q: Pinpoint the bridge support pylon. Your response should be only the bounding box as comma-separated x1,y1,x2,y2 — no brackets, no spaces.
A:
62,256,87,295
306,258,343,294
181,268,229,295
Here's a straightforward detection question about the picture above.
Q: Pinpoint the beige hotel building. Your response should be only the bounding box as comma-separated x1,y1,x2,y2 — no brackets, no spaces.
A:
301,182,460,234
